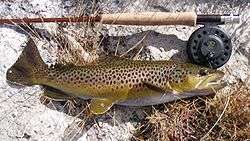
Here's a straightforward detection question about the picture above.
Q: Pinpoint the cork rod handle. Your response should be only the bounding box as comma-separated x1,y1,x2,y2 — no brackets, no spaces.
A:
101,12,197,26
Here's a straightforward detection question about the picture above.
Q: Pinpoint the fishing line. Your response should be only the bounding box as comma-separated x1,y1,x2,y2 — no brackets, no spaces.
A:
200,96,230,140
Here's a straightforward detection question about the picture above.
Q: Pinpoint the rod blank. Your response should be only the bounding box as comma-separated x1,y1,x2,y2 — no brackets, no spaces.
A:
0,16,101,24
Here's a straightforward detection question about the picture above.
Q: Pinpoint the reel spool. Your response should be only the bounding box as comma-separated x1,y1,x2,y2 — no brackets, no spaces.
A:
187,26,232,69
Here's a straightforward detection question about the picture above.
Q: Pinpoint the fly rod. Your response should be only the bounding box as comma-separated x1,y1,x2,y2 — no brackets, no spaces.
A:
0,12,240,69
0,12,239,26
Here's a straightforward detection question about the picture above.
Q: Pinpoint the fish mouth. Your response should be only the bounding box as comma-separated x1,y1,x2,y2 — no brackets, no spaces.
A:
196,71,226,92
207,72,224,85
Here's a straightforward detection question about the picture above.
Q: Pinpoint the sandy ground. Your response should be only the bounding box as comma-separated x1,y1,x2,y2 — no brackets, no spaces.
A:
0,0,249,141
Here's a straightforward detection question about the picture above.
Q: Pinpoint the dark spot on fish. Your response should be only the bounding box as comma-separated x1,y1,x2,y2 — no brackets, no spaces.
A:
154,78,157,82
129,83,132,87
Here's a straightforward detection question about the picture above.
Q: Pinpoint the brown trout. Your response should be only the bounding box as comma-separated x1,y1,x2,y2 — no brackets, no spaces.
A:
6,39,225,114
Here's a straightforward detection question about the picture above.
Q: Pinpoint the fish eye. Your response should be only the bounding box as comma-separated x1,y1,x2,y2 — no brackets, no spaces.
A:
198,69,208,76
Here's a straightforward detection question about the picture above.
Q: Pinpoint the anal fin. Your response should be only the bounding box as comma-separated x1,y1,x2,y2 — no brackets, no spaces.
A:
42,86,73,101
89,99,114,115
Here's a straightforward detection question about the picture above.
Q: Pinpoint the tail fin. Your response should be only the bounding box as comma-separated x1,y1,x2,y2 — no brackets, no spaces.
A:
6,38,47,86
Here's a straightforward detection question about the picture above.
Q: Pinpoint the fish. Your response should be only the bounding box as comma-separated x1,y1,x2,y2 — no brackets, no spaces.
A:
6,38,226,114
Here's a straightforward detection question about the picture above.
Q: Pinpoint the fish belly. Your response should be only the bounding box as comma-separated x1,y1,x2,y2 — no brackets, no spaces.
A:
118,92,213,106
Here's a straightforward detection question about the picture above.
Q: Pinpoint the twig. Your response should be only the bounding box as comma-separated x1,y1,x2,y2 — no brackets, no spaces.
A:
120,32,149,57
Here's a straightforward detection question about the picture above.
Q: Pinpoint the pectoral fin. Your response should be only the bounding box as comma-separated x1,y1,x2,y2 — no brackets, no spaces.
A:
142,81,172,93
168,83,185,94
89,99,115,114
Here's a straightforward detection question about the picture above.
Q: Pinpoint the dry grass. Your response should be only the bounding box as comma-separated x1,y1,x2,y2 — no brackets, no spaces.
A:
133,82,250,141
52,28,100,66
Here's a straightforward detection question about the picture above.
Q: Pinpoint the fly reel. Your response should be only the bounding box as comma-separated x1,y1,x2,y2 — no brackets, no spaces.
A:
187,26,232,69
